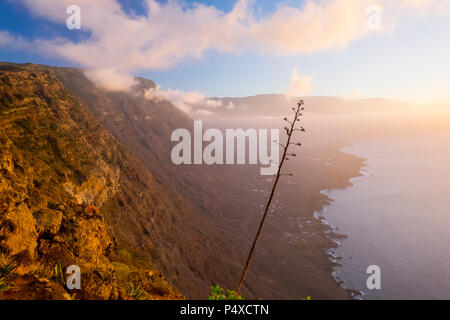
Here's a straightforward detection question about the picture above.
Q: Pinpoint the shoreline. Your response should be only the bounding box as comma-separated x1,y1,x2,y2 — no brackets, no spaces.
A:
311,134,450,299
202,117,368,299
314,163,371,299
234,141,367,299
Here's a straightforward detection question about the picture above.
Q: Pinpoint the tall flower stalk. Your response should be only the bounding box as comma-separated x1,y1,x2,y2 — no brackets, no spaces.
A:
235,99,306,296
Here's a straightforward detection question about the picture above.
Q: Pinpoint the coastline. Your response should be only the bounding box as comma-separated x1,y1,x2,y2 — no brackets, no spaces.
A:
234,141,367,299
203,116,367,299
314,163,371,299
312,133,450,299
310,147,368,300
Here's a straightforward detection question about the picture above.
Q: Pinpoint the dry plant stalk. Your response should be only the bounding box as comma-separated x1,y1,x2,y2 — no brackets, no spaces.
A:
235,99,306,296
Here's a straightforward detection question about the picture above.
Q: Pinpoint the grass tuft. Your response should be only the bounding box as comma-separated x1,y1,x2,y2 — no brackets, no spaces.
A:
126,282,148,300
0,255,17,292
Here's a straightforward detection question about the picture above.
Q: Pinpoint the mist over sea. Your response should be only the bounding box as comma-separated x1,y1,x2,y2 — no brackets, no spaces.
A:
320,133,450,299
205,105,450,299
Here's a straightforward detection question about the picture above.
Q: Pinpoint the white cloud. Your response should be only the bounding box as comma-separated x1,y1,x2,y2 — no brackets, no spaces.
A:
0,31,16,47
11,0,450,91
0,31,29,49
190,109,215,118
144,85,223,115
84,68,138,91
286,67,313,97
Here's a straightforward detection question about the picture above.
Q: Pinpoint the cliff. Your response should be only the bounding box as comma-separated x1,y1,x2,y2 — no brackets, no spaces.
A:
0,63,187,299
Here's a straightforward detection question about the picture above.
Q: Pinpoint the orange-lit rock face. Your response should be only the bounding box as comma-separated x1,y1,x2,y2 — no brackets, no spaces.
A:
0,65,183,300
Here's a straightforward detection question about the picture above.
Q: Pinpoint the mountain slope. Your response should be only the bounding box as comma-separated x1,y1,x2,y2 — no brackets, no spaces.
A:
0,63,241,299
49,66,264,297
51,67,226,220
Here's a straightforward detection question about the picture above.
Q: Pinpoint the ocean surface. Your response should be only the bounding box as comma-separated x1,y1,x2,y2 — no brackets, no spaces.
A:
317,132,450,299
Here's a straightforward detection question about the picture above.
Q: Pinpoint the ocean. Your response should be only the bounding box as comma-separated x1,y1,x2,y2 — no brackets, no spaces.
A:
319,132,450,299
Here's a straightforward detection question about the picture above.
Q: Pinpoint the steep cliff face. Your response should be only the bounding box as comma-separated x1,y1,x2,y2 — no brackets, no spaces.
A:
0,63,187,299
49,66,258,297
51,67,226,220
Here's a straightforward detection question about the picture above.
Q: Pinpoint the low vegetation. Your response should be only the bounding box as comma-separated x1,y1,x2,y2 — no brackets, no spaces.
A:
126,282,148,300
209,285,244,300
0,255,16,292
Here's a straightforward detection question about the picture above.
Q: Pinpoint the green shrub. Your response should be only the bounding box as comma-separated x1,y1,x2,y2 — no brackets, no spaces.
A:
0,277,14,292
111,262,131,281
127,282,148,300
209,285,244,300
0,256,16,292
0,261,16,278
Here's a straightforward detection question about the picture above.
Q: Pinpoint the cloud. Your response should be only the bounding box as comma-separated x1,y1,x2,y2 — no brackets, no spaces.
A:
144,85,223,116
0,31,16,47
286,67,314,97
190,109,215,118
0,31,29,49
13,0,450,91
84,68,138,91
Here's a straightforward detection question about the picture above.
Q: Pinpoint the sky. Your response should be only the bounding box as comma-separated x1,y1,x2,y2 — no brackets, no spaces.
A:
0,0,449,111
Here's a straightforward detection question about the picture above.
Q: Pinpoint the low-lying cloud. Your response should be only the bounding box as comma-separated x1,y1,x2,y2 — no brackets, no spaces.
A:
144,85,226,117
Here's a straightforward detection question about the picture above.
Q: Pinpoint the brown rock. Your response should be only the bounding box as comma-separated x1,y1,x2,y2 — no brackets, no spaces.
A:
33,208,63,235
